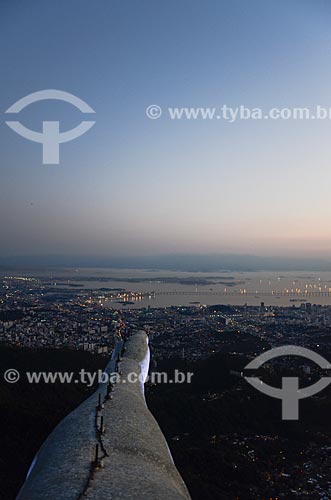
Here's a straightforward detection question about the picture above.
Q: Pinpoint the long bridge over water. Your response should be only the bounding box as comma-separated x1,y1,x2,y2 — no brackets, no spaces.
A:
150,290,331,298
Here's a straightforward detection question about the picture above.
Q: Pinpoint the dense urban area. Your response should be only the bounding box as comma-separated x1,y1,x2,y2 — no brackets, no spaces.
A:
1,275,331,499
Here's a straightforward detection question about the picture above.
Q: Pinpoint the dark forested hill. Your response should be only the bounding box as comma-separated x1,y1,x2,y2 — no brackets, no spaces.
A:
0,345,106,500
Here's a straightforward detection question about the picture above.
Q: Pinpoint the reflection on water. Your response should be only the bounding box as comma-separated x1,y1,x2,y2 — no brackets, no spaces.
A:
2,268,331,309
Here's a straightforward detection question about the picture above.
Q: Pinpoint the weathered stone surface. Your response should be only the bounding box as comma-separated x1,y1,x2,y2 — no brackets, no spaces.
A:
17,332,191,500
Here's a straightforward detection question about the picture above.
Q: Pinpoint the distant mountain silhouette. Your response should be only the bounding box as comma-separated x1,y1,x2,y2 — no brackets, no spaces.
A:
1,253,331,271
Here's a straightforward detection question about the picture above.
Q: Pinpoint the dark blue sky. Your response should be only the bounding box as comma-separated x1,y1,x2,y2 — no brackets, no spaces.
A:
1,0,331,258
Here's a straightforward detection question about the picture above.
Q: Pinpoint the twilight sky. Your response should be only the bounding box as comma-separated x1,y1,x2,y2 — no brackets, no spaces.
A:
1,0,331,259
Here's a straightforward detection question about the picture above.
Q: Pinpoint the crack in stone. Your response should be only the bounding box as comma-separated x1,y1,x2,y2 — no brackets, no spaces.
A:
75,346,121,499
